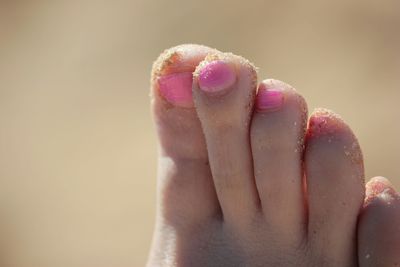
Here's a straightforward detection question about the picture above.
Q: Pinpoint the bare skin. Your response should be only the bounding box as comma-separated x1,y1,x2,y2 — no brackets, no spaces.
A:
147,44,400,267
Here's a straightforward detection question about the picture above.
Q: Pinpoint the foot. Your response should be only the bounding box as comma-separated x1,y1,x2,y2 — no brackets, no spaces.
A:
148,44,400,267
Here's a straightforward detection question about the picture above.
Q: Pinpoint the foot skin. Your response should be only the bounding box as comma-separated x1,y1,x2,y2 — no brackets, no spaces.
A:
148,44,399,267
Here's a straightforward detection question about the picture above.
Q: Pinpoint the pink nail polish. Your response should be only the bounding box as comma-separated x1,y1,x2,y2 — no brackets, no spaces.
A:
158,72,194,107
198,61,236,92
256,88,284,111
308,109,344,137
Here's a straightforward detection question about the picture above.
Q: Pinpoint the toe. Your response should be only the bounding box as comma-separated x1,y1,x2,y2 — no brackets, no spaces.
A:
305,108,364,264
151,44,220,225
358,177,400,267
192,53,259,224
250,79,308,240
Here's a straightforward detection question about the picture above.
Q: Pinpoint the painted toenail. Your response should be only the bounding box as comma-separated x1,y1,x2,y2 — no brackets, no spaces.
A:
308,109,345,137
256,87,284,111
365,177,399,205
158,72,194,107
198,61,236,92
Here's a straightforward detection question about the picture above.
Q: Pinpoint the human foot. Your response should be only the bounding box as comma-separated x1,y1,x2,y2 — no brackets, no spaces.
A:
148,44,400,267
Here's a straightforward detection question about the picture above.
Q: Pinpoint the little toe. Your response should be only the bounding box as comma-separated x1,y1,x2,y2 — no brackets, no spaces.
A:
358,177,400,267
192,53,259,224
250,79,308,240
305,108,365,265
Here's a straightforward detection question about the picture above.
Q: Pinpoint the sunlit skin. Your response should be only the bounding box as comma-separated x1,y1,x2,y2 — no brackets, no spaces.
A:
148,44,400,267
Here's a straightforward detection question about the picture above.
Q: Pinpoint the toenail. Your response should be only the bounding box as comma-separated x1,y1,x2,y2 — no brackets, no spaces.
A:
198,61,236,93
365,177,399,204
256,86,284,112
308,109,345,137
158,72,194,107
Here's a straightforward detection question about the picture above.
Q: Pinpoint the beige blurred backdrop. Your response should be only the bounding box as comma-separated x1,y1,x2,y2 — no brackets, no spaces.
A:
0,1,399,266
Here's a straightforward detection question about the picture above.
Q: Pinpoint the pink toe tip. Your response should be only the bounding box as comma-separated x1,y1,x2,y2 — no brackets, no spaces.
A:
308,109,345,137
365,177,399,205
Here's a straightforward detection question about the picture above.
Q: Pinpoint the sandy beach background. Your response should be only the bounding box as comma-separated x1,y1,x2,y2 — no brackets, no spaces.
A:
0,1,399,266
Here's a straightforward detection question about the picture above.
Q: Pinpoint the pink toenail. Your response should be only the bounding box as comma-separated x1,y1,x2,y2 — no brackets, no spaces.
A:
256,87,284,111
158,72,194,107
198,61,236,92
308,109,345,137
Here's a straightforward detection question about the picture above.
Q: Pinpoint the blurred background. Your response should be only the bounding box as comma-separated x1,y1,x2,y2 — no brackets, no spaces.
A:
0,0,399,266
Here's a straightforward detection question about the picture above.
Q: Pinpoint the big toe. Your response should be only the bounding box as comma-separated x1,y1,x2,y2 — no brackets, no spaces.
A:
150,44,220,226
